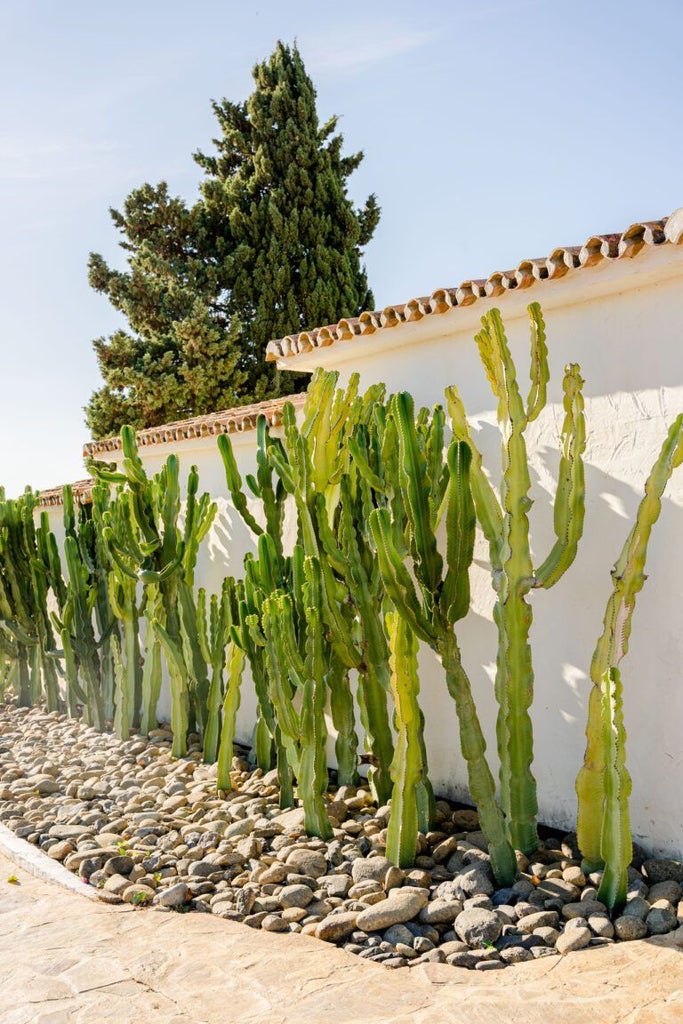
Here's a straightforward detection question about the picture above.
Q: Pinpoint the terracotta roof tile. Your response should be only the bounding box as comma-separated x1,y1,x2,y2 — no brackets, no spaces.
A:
266,208,683,363
83,393,306,459
37,479,94,508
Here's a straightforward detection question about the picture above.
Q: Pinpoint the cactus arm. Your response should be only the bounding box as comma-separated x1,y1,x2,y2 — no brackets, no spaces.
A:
327,654,360,787
385,610,428,868
338,484,394,803
445,385,504,569
478,306,540,854
577,414,683,879
217,433,264,537
140,622,162,736
347,436,387,493
442,441,476,624
595,667,632,912
298,558,332,840
369,508,433,646
525,302,549,423
425,405,446,524
535,364,587,588
216,642,245,790
152,620,188,758
392,392,443,597
438,629,517,885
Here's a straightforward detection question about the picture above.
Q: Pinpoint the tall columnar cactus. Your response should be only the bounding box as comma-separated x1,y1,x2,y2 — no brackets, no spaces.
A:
0,491,59,710
576,414,683,912
198,577,243,768
256,547,333,840
264,370,396,805
446,303,586,855
219,396,365,791
369,397,516,884
89,426,216,754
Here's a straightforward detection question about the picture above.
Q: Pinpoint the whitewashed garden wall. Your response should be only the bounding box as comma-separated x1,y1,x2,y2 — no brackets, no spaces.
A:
40,234,683,858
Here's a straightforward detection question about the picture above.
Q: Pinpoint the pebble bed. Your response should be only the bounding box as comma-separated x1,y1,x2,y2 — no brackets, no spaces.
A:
1,702,682,972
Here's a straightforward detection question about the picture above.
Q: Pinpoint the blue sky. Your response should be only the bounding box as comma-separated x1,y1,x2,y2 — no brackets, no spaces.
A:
1,0,682,496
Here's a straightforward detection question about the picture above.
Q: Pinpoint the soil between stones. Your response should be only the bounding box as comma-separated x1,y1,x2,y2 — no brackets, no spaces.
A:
1,701,681,973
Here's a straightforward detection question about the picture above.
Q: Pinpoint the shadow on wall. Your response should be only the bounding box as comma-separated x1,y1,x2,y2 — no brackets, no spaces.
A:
417,441,683,856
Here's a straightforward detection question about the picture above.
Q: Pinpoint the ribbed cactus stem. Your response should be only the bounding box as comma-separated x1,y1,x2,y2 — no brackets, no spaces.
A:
385,610,428,868
576,414,683,910
216,642,245,791
439,629,517,885
327,655,360,787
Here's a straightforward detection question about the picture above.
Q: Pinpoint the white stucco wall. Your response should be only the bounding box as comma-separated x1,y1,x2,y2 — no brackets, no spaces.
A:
278,244,683,857
41,243,683,858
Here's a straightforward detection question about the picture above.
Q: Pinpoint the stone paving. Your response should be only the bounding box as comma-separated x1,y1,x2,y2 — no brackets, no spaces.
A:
1,851,683,1024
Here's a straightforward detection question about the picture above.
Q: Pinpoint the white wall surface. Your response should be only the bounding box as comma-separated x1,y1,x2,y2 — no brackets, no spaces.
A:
41,244,683,858
280,244,683,857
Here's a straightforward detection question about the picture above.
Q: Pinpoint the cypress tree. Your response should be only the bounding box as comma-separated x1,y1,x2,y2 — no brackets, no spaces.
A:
85,41,379,439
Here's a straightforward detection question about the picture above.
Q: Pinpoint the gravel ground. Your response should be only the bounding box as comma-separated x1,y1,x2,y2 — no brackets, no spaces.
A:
1,701,681,973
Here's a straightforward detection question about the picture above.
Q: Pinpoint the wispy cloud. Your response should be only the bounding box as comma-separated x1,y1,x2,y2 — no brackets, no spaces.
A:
0,135,119,182
301,27,437,75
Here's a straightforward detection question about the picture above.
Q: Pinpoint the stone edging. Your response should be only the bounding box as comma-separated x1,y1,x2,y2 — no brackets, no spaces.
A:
0,821,98,900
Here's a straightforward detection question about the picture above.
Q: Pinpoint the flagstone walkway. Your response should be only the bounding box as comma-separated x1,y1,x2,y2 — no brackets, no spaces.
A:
1,850,682,1024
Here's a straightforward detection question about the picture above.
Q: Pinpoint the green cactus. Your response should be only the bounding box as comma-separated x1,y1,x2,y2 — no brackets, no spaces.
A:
369,397,516,884
576,414,683,912
385,609,432,867
0,491,60,711
198,578,241,766
89,426,216,753
216,637,246,790
257,549,332,839
263,370,395,805
446,303,586,855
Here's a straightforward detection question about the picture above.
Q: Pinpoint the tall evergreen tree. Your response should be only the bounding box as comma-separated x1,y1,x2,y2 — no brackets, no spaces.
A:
85,42,379,439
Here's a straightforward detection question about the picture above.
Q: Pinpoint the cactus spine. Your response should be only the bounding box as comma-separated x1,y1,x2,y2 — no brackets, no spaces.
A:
576,414,683,911
446,303,586,855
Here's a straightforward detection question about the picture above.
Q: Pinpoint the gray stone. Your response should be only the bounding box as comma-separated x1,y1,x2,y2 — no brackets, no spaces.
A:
30,775,61,796
285,848,328,878
517,910,559,933
588,915,614,938
646,900,678,935
622,896,650,920
647,880,682,904
154,882,189,908
261,914,289,933
103,873,130,895
104,855,134,876
315,911,359,943
235,888,257,916
614,916,648,941
351,856,393,885
643,859,683,884
562,899,607,920
499,946,534,964
555,925,592,954
122,884,156,905
454,908,502,949
418,898,462,925
535,878,581,904
383,924,415,946
355,889,429,931
319,874,352,898
450,867,494,899
533,926,560,946
278,884,314,909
